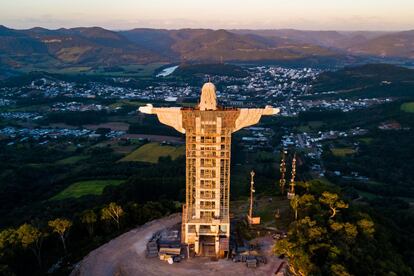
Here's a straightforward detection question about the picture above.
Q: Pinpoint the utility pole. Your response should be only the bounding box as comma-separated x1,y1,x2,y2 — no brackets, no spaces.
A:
247,170,261,225
249,170,255,219
287,153,296,200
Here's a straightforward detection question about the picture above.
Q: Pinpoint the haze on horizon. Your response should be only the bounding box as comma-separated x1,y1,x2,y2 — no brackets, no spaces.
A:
1,0,414,31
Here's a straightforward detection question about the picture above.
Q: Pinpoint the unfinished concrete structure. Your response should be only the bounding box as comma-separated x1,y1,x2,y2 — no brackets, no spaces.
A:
139,82,279,257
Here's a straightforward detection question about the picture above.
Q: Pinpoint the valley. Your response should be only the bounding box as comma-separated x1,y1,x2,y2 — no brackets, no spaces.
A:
2,26,414,79
0,62,414,275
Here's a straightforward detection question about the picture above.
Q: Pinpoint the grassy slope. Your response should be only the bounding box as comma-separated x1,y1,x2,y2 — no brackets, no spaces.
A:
50,179,124,200
55,155,89,165
331,148,356,157
401,102,414,113
120,142,185,163
231,196,291,230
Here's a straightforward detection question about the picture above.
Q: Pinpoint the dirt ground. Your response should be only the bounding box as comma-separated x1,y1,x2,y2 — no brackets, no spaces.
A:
71,213,284,276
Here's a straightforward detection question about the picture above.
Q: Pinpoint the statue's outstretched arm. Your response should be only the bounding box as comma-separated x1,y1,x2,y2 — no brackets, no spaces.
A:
138,104,185,134
233,105,280,132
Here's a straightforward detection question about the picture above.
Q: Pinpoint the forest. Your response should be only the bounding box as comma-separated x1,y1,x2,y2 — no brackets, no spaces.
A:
275,180,414,275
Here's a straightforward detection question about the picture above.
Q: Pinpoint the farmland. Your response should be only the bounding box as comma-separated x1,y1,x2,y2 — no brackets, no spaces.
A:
120,142,185,163
331,147,356,157
401,102,414,113
50,179,125,200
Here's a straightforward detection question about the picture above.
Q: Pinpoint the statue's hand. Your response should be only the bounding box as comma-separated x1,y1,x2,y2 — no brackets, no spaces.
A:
138,104,154,114
272,107,281,115
264,105,280,115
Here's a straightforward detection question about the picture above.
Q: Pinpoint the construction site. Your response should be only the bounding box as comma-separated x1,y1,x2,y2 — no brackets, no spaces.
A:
138,81,280,260
72,150,299,276
142,151,299,271
72,83,300,275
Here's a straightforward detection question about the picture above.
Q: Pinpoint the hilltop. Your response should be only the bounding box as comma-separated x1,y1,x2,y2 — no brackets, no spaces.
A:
308,64,414,99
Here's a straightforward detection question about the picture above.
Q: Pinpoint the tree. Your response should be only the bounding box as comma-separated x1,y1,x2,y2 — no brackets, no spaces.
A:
48,218,72,254
0,228,19,274
275,178,414,276
16,224,45,268
357,218,375,238
330,264,351,276
101,202,124,230
329,221,358,243
298,194,315,218
274,239,315,276
81,209,97,236
319,192,348,218
0,228,18,258
290,195,300,220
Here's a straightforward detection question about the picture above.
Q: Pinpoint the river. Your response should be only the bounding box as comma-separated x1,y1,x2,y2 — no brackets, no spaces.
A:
156,65,179,77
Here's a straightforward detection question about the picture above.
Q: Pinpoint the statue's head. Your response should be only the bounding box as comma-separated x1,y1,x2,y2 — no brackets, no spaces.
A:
199,82,217,110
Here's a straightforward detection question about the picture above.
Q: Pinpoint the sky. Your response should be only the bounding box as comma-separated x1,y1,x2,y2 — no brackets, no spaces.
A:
1,0,414,31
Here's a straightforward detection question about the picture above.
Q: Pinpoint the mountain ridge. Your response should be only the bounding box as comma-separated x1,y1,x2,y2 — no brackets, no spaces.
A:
0,26,413,72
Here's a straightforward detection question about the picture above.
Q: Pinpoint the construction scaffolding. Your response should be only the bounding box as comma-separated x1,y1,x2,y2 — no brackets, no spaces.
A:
181,108,239,256
139,82,279,257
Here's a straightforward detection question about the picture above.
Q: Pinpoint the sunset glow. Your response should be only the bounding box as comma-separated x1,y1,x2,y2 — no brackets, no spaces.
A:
2,0,414,30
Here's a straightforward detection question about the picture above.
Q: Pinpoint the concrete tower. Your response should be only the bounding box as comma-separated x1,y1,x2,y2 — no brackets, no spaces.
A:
139,82,279,257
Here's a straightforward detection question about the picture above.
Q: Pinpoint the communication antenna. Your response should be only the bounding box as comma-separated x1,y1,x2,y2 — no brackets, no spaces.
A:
287,152,296,200
279,150,287,194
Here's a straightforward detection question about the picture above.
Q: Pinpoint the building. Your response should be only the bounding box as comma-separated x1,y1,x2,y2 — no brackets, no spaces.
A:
139,82,279,257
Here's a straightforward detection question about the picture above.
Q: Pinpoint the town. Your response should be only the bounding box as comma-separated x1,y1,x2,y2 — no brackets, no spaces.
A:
0,65,395,169
0,66,392,114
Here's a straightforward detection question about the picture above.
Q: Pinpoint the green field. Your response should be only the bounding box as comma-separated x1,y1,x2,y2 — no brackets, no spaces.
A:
88,63,167,77
50,179,124,200
56,155,89,165
16,62,167,77
297,120,324,132
401,102,414,113
359,137,373,144
356,190,379,200
331,147,356,157
120,142,185,163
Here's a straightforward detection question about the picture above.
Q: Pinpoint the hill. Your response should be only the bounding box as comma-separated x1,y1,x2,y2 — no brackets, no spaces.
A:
120,28,341,63
0,25,164,71
23,26,164,65
312,63,414,94
230,29,387,49
0,26,346,73
232,29,414,60
347,30,414,59
1,26,414,74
